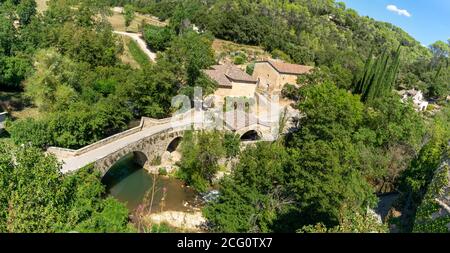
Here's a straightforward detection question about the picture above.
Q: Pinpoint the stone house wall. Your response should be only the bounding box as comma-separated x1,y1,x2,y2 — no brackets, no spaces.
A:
214,81,257,98
253,62,298,91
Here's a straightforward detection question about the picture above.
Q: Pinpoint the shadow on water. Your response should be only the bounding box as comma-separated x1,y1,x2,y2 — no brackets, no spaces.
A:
376,192,400,221
102,153,198,212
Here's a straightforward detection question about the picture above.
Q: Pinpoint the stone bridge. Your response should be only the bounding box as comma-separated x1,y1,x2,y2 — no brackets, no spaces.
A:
47,108,287,177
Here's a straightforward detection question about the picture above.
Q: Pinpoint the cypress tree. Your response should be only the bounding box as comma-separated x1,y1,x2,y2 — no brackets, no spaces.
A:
353,46,402,103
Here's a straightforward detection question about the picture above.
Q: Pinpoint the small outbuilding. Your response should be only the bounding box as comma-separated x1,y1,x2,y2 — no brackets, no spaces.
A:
252,60,314,92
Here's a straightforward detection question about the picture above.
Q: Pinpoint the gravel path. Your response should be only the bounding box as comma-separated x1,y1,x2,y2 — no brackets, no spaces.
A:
113,31,157,62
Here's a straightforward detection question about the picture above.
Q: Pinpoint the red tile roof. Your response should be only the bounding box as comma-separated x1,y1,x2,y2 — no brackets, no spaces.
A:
203,64,257,87
265,60,314,75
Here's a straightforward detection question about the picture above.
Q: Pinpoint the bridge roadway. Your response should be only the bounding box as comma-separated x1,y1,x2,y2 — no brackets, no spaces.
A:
48,109,278,175
51,111,209,174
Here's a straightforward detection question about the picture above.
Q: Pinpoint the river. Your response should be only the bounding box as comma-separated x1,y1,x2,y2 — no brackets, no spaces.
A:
101,153,198,212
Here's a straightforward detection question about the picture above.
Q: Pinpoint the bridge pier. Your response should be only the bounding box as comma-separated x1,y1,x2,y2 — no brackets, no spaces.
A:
95,130,186,178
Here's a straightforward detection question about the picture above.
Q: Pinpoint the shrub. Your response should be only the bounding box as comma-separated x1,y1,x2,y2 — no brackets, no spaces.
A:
142,25,174,51
150,156,162,166
223,133,240,158
281,84,300,101
246,62,255,75
234,55,246,65
271,49,291,62
158,167,168,176
178,131,225,192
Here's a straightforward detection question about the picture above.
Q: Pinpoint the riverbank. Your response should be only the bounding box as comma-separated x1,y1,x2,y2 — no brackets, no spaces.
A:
146,211,206,232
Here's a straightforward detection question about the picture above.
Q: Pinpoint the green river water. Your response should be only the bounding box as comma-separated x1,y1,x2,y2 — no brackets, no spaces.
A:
102,153,197,212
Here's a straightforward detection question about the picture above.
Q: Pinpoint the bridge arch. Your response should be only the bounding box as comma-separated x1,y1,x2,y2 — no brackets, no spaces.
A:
98,149,149,178
166,136,183,153
240,129,262,141
101,150,149,189
132,151,148,167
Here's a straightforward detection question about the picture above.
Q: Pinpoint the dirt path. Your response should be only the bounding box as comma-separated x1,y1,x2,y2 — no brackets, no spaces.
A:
113,31,157,62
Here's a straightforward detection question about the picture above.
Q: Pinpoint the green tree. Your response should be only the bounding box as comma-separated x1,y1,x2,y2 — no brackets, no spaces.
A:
16,0,37,26
143,25,174,51
429,40,449,65
397,107,450,231
0,143,132,232
204,140,376,232
55,22,120,66
24,48,82,111
124,4,135,28
361,93,426,149
223,133,240,158
178,130,225,192
203,143,291,232
0,55,32,90
0,12,16,57
353,47,402,103
7,118,52,148
293,82,365,142
299,211,388,233
164,31,215,85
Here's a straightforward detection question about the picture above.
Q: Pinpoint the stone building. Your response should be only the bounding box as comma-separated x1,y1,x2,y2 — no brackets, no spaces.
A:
252,60,313,92
203,63,258,100
398,89,429,111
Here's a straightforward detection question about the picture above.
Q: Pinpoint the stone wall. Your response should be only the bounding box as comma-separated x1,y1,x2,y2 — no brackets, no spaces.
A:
413,145,450,232
253,62,280,91
0,112,7,132
142,117,172,128
47,115,174,158
95,129,185,177
48,108,277,176
253,62,299,91
214,82,257,99
280,73,299,88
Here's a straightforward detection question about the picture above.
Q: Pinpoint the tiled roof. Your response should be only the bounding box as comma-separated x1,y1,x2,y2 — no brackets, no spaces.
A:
203,64,257,87
266,60,314,75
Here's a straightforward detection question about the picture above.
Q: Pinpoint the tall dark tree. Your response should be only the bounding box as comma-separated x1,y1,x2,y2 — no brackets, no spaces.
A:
16,0,37,25
353,46,402,103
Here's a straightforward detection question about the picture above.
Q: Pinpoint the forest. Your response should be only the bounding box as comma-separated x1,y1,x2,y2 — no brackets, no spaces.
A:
0,0,449,233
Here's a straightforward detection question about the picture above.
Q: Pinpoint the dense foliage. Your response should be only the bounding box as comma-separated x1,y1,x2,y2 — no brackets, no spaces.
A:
126,0,448,99
0,142,133,232
177,130,226,192
203,77,435,232
299,211,388,233
143,24,174,51
1,0,448,233
395,107,450,232
123,4,134,28
353,47,401,103
1,0,216,149
413,160,450,233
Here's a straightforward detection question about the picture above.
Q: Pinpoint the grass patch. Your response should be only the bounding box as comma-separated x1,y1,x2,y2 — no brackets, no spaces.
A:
213,39,270,62
150,222,178,233
0,91,41,120
158,167,168,176
150,155,162,166
118,37,140,69
36,0,48,13
107,11,167,33
128,40,150,68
